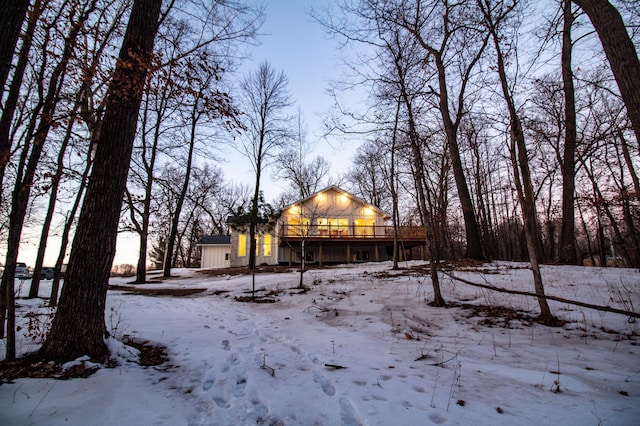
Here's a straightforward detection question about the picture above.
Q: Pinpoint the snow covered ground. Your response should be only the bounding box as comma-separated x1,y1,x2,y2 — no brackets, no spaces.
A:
1,261,639,425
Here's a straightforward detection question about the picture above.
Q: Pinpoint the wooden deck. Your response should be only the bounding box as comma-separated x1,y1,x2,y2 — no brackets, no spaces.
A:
278,225,426,243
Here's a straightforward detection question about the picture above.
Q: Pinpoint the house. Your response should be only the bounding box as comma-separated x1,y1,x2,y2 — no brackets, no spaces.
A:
198,235,231,269
276,185,425,266
199,186,427,269
228,219,279,267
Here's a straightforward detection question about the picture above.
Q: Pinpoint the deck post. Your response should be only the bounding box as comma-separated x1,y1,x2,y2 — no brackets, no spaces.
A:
319,242,323,267
346,242,351,264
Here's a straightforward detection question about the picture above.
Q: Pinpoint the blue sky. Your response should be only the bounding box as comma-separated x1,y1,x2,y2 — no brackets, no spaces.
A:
222,0,361,200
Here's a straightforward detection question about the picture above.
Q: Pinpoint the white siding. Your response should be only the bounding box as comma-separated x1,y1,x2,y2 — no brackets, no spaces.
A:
201,245,231,269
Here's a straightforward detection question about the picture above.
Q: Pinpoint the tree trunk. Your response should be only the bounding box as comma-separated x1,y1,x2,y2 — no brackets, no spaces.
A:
390,40,445,305
433,53,484,260
163,94,200,277
572,0,640,144
50,141,94,307
482,5,555,324
559,0,578,264
1,3,96,359
0,0,43,206
0,0,30,97
40,0,162,362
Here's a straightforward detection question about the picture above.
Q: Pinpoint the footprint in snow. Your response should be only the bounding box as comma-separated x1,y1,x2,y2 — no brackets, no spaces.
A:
229,352,240,365
339,397,364,426
234,375,247,397
211,378,230,408
248,388,269,419
202,372,216,391
313,371,336,396
221,339,230,351
429,412,447,424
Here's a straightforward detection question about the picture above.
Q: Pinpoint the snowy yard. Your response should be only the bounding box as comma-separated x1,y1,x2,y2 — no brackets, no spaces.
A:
1,261,639,425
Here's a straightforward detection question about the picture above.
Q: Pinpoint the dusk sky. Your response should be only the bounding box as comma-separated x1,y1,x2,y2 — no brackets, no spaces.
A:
222,0,362,200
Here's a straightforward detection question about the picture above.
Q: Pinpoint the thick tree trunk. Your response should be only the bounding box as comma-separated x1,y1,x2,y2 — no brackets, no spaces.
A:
572,0,640,144
559,0,578,264
40,0,162,362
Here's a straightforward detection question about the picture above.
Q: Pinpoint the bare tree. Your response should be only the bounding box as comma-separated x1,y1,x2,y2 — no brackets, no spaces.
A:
1,0,100,358
237,61,292,280
0,0,30,97
0,0,36,203
162,56,238,277
572,0,640,144
558,0,579,264
479,0,556,325
276,111,330,199
40,0,164,362
395,0,488,260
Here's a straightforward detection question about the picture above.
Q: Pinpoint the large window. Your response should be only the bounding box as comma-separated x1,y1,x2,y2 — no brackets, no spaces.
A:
354,219,375,237
288,217,310,236
238,234,246,257
317,218,349,237
263,234,272,256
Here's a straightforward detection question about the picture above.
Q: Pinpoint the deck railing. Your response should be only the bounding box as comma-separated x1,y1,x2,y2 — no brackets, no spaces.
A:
279,224,426,240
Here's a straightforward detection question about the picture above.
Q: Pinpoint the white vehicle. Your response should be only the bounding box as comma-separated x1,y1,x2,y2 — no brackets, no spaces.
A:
16,262,31,279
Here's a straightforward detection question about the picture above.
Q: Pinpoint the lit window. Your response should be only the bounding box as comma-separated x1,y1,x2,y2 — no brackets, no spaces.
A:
318,218,349,236
264,234,272,256
238,234,246,257
288,217,310,236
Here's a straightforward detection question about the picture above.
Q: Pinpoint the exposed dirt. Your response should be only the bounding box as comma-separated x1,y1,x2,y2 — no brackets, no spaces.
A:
0,340,169,382
109,285,206,297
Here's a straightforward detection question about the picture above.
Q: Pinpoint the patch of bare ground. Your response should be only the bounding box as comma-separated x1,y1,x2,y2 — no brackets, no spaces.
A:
235,287,282,303
0,341,168,383
122,338,169,367
451,302,564,328
406,259,529,276
109,285,206,297
197,265,297,277
0,356,99,383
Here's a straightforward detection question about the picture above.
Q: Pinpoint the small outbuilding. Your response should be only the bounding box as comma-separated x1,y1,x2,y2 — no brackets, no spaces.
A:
198,235,231,269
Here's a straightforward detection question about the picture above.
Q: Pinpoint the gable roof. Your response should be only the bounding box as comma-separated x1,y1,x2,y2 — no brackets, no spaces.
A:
198,235,231,245
282,185,390,219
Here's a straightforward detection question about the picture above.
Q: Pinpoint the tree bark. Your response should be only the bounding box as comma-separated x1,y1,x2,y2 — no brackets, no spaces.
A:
0,0,30,98
1,2,96,359
40,0,163,362
572,0,640,145
50,146,93,307
559,0,578,264
0,0,43,206
432,52,485,260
